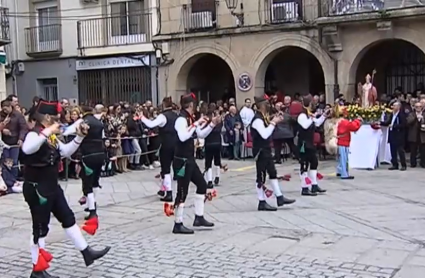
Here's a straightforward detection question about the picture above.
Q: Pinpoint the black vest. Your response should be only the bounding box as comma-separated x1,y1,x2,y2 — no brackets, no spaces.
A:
205,122,222,146
251,112,272,155
21,126,61,194
79,114,104,155
159,109,178,148
297,108,315,150
174,109,196,159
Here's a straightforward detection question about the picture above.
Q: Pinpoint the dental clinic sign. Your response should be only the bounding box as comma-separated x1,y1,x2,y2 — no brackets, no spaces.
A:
76,55,150,71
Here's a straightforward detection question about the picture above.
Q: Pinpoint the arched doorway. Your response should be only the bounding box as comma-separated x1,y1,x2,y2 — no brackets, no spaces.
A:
179,54,235,103
264,47,325,97
355,39,425,97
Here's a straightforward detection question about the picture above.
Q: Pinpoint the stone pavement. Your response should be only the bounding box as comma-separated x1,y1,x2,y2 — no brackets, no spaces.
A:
0,159,425,278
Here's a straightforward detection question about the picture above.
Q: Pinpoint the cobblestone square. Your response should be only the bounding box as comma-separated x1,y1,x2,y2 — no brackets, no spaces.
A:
1,160,424,277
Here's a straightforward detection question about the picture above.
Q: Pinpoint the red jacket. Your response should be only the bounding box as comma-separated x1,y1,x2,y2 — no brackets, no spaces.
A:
337,119,361,147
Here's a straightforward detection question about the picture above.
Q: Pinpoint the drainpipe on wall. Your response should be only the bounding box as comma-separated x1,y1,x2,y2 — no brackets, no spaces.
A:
334,60,339,99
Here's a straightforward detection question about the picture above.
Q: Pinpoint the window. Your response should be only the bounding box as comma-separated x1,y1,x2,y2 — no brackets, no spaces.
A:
40,78,58,101
111,1,144,37
37,7,59,42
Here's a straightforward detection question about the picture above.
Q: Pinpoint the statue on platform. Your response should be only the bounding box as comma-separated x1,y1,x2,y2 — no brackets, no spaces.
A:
357,70,377,108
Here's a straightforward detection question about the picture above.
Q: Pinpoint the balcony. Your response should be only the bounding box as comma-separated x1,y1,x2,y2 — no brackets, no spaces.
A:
0,7,10,46
182,2,218,32
264,0,304,24
77,13,152,56
324,0,425,17
25,24,62,57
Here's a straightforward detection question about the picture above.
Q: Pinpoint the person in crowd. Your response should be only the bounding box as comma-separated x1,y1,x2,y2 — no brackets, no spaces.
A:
224,106,242,159
21,100,110,278
170,93,220,234
126,108,143,170
232,121,243,160
204,109,224,187
239,98,254,158
251,95,295,211
0,99,28,178
101,139,116,177
297,94,329,196
2,157,23,193
272,102,296,163
406,100,425,168
381,101,407,171
141,97,178,202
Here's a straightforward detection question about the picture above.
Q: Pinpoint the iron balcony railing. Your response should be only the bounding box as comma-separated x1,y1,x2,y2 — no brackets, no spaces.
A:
265,0,304,24
77,13,152,49
182,2,218,32
24,24,62,55
325,0,424,16
0,7,10,45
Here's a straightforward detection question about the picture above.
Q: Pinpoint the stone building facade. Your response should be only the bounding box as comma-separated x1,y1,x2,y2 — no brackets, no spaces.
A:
154,0,425,104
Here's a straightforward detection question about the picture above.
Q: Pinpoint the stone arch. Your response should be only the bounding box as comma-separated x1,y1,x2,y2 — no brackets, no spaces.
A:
348,38,425,87
251,34,334,99
171,43,240,95
343,27,425,97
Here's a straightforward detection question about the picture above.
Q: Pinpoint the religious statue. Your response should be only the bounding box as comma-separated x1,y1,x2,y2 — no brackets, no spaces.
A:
357,70,378,108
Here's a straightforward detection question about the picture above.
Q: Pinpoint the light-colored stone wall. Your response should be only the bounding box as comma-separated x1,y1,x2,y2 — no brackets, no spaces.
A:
159,0,319,34
157,16,425,104
158,30,335,103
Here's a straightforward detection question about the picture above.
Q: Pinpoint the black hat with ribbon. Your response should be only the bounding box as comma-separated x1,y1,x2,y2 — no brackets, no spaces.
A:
180,92,197,106
254,94,270,105
35,100,62,116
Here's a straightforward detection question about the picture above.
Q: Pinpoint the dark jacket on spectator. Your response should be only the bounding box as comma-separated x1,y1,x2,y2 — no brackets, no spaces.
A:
0,110,27,145
272,114,294,140
224,113,242,143
127,117,142,138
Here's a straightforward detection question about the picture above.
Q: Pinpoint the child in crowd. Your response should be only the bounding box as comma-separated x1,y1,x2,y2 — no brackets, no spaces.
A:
116,125,131,173
101,139,117,177
1,158,22,194
233,121,244,160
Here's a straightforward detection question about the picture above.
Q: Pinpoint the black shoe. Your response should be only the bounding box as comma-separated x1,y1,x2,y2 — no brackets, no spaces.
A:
30,271,60,278
84,210,97,221
311,184,327,194
193,215,214,227
172,222,194,234
276,195,296,207
214,177,219,186
341,176,355,180
258,200,277,211
388,166,399,170
336,173,341,177
84,203,97,213
157,190,166,198
160,191,173,202
81,246,111,267
207,181,214,189
301,188,317,196
400,166,407,171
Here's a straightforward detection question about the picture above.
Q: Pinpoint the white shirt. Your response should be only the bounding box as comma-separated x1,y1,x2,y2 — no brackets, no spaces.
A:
22,130,84,158
141,114,167,128
174,117,214,142
390,112,399,130
297,113,326,130
240,106,255,127
251,118,275,139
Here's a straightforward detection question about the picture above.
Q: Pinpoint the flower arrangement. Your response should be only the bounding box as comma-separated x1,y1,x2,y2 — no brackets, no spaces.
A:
345,104,391,123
